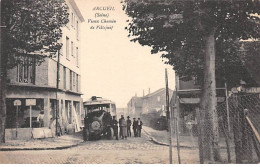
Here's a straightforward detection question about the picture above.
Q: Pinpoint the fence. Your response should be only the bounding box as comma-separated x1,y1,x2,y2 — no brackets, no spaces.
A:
216,92,260,163
173,92,260,163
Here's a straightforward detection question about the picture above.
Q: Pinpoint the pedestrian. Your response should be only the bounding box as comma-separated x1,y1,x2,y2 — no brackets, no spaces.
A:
119,115,124,139
127,116,132,137
119,116,127,139
112,116,118,140
37,111,44,127
137,118,143,137
133,118,138,137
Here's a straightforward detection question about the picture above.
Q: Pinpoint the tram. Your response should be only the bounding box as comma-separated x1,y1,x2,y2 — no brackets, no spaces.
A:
83,96,116,141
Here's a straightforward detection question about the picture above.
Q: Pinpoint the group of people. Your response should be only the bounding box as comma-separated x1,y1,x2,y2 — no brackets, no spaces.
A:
111,115,143,140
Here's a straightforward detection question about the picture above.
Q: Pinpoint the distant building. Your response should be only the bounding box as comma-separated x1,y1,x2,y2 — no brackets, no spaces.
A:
116,108,128,119
127,96,143,118
5,0,85,140
127,88,173,129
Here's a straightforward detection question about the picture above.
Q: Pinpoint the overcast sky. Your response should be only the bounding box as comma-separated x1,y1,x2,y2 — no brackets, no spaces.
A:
75,0,175,108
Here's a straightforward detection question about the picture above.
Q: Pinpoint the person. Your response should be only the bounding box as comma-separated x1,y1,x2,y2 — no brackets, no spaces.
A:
137,118,143,137
132,118,138,137
112,116,118,140
119,115,124,139
49,117,62,137
37,111,44,127
126,116,132,137
121,117,127,139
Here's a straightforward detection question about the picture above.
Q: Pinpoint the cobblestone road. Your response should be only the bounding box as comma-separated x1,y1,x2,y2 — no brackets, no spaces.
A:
0,134,200,164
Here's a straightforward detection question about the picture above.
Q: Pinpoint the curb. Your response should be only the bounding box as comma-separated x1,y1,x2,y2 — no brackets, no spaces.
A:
143,128,233,149
143,128,198,149
0,141,84,151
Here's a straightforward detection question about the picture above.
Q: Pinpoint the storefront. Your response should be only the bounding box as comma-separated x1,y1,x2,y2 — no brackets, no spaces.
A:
5,85,83,140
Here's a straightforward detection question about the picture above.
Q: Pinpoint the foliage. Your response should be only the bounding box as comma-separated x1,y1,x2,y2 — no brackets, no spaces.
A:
124,0,260,87
1,0,69,69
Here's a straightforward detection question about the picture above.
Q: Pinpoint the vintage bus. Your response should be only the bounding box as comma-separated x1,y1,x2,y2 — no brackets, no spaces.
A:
83,96,116,141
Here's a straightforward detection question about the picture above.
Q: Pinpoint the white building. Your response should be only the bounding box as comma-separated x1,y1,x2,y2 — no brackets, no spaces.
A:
5,0,85,140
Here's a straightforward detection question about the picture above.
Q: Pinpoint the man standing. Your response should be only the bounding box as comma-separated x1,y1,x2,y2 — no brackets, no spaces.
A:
37,111,44,127
137,118,143,137
132,118,138,137
112,116,118,140
119,115,124,139
126,116,132,137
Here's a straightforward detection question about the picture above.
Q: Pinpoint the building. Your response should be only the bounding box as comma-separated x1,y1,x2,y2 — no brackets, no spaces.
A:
5,0,85,140
127,96,143,118
172,75,226,135
116,108,128,119
127,88,173,129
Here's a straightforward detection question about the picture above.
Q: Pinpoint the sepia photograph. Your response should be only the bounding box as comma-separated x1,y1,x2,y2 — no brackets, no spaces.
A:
0,0,260,164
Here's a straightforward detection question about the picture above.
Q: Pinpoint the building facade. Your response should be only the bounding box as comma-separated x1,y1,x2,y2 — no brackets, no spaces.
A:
5,0,85,140
127,88,173,129
127,96,143,118
172,75,226,135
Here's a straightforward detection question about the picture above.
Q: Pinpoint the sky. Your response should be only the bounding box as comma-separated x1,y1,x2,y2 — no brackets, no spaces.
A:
75,0,175,108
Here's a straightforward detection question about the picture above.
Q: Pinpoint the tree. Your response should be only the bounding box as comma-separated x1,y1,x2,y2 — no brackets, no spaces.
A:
124,0,260,163
0,0,69,143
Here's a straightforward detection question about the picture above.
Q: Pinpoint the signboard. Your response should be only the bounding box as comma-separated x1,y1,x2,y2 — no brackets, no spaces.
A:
26,99,36,106
245,87,260,93
13,100,21,106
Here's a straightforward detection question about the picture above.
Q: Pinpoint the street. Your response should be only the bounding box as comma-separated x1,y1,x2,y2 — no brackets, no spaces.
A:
0,133,199,164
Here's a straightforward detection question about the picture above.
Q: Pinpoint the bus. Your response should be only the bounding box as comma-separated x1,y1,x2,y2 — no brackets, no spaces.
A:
83,96,116,141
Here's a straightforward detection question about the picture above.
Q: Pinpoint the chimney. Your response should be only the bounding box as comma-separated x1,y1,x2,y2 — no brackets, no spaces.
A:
143,89,145,97
148,88,150,94
135,93,137,97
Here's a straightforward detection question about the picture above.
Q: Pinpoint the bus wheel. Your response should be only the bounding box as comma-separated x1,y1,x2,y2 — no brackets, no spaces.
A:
107,127,114,140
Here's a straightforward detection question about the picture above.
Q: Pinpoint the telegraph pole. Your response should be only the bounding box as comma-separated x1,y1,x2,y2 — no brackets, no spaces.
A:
165,69,172,164
56,49,60,136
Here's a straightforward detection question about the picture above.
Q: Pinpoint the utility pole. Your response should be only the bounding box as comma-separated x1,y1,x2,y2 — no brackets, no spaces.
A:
174,88,181,164
165,68,172,164
56,49,60,136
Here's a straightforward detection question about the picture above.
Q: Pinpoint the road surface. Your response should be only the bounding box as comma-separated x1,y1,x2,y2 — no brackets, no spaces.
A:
0,134,199,164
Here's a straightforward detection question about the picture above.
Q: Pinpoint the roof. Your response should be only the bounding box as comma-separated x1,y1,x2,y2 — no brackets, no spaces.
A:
83,97,115,106
143,88,173,98
68,0,85,22
127,96,143,107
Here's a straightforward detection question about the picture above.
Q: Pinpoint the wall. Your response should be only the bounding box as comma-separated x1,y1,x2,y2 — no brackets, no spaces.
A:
7,58,49,87
142,89,173,114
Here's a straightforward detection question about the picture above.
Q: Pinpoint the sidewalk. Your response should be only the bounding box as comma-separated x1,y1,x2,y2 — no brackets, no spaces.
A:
143,126,234,149
0,132,84,151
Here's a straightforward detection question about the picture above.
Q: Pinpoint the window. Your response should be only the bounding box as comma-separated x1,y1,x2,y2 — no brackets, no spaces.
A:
66,9,70,28
76,21,78,39
73,72,76,88
70,70,72,90
66,37,69,59
71,13,74,27
161,105,165,110
76,47,79,67
76,74,79,92
6,99,44,128
63,66,66,89
157,96,161,102
193,76,200,85
17,56,36,84
71,41,73,57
